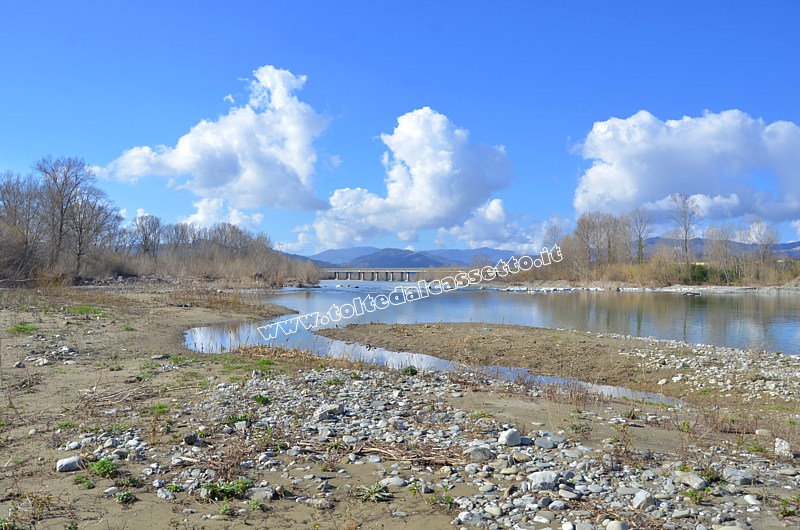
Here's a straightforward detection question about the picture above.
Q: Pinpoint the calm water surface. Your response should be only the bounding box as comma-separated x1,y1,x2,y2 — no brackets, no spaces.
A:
184,281,800,355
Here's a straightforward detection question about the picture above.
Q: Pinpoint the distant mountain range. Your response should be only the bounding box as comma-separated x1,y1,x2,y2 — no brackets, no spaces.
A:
647,237,800,258
308,246,525,268
301,239,800,268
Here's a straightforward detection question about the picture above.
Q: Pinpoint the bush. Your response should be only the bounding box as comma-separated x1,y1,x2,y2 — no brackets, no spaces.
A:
689,263,710,284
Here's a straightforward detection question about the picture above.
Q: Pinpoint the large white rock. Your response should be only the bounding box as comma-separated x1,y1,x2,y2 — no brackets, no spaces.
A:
675,471,708,490
56,455,83,472
498,428,521,447
527,470,559,490
775,438,793,458
631,489,655,510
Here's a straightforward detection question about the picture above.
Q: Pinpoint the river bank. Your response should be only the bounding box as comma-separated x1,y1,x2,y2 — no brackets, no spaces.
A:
0,284,798,529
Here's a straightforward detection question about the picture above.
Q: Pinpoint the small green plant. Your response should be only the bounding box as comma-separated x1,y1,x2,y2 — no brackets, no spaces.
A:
469,410,492,420
109,365,123,371
326,440,344,452
137,370,156,381
745,439,768,454
88,457,119,478
219,503,235,516
324,377,344,386
569,421,592,437
107,421,129,432
150,403,170,414
248,499,268,512
401,365,419,376
777,494,800,517
113,476,144,488
227,413,254,424
354,482,392,503
676,463,691,473
166,484,182,493
73,475,95,489
407,481,423,497
7,323,39,334
64,523,78,530
253,358,275,371
425,493,457,511
66,305,104,316
349,371,362,379
122,324,135,331
115,491,136,504
0,518,17,530
610,423,632,455
56,421,78,430
778,497,797,517
202,478,254,501
683,487,710,505
253,394,270,405
699,463,722,484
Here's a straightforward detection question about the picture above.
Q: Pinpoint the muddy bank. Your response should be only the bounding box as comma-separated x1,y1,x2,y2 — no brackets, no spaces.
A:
317,322,800,407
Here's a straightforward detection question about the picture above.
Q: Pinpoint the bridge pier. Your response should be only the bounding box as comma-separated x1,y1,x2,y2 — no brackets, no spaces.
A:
325,268,440,282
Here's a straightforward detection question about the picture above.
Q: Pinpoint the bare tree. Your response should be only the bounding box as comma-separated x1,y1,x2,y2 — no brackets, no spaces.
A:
746,217,779,265
35,156,95,269
669,193,701,265
112,226,138,256
704,224,735,284
629,208,654,264
541,224,564,249
596,212,615,265
574,212,600,268
0,171,45,276
208,223,253,256
162,223,198,258
739,216,779,281
66,186,121,277
133,213,163,257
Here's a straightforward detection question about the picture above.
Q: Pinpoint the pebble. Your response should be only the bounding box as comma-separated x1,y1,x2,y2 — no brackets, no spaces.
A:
722,467,754,486
535,437,556,449
743,494,760,506
32,359,795,530
55,456,83,472
157,488,176,501
498,428,521,447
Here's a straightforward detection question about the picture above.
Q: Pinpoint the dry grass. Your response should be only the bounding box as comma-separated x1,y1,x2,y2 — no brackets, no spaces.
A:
162,287,291,317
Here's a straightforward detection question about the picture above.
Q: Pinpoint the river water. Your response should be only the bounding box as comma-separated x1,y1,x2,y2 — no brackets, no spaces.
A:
185,281,800,354
182,281,799,401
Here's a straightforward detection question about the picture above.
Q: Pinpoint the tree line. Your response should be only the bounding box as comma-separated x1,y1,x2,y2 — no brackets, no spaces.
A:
0,156,318,286
520,193,797,285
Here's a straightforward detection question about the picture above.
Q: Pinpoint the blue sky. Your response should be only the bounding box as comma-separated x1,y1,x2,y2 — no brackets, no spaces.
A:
2,1,799,254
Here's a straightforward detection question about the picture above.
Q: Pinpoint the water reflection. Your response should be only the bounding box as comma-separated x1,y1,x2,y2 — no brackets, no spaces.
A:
184,319,680,404
185,283,800,355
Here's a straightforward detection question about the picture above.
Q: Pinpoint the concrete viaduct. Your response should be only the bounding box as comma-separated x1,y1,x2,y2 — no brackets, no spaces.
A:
323,267,465,282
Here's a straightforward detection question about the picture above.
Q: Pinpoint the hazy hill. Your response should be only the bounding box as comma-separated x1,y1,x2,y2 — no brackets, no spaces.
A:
309,246,380,265
349,248,453,268
645,237,800,258
306,239,800,269
423,247,519,265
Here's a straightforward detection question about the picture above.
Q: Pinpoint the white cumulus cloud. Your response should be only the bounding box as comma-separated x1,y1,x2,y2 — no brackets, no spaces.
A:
574,109,800,220
788,220,800,241
101,65,328,210
182,198,264,230
442,199,569,252
307,107,515,248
